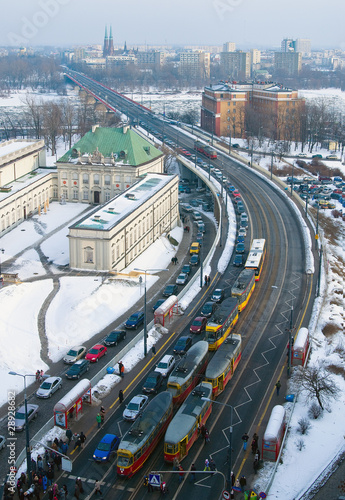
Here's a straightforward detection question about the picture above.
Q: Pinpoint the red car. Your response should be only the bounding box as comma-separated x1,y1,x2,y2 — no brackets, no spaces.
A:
85,344,107,362
232,190,241,198
190,316,208,334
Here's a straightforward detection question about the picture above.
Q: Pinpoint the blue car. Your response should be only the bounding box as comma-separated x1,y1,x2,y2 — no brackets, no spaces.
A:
153,299,165,312
125,311,145,329
93,434,120,462
237,235,245,244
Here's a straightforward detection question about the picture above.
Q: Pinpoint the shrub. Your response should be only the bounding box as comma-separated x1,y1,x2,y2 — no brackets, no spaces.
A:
308,401,323,419
297,417,311,435
295,438,305,451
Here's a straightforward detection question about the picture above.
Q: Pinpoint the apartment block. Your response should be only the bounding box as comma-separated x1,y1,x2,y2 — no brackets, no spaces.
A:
274,51,302,75
220,51,252,80
179,51,210,79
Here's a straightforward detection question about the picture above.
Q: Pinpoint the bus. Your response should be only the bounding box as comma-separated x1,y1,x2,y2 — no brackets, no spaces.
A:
194,141,217,160
117,391,173,477
205,334,241,397
167,341,209,406
244,238,266,281
164,382,213,463
231,269,255,312
205,297,239,351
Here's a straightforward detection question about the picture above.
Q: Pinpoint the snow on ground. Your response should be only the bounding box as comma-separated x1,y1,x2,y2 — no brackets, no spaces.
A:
7,249,46,280
0,280,53,403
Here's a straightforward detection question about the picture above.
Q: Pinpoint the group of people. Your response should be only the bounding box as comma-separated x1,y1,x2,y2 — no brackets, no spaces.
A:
203,275,211,286
35,370,44,384
199,424,210,444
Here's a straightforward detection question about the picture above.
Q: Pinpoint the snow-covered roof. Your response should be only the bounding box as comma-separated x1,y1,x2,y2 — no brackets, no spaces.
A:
263,405,285,442
54,379,91,413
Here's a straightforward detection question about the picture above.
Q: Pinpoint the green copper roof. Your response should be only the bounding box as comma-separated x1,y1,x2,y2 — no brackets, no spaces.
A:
57,126,162,166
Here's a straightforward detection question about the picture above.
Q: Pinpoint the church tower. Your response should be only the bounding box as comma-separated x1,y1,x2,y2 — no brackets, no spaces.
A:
108,25,114,56
103,26,109,57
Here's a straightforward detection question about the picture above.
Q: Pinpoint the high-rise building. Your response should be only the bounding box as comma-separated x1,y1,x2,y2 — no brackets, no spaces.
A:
136,51,165,68
281,38,295,52
179,51,210,79
223,42,236,52
220,51,251,80
274,51,302,75
250,49,261,65
281,38,311,56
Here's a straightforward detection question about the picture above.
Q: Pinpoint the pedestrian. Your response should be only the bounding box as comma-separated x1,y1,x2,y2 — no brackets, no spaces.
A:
275,380,281,396
40,369,44,382
209,457,216,474
256,448,261,460
203,459,210,471
37,455,43,472
204,275,208,286
61,441,68,456
251,438,258,454
160,481,168,495
65,427,72,446
253,458,259,474
239,475,247,492
74,483,80,499
79,431,86,449
190,463,196,482
72,432,79,443
242,432,249,450
94,480,102,496
204,429,210,444
58,487,66,500
76,477,84,494
62,485,68,497
36,370,40,383
152,345,156,357
53,453,61,471
119,389,124,404
207,275,211,285
96,413,101,428
230,489,235,499
100,406,105,425
74,436,82,451
118,361,124,377
178,465,184,483
235,478,241,490
231,471,235,487
47,467,54,487
173,457,180,471
42,474,48,493
175,257,179,264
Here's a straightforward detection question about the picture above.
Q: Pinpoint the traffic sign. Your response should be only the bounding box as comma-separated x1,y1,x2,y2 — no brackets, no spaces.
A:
222,491,230,500
149,473,161,486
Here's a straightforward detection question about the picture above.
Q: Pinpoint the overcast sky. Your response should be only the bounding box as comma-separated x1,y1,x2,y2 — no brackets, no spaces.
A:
0,0,343,50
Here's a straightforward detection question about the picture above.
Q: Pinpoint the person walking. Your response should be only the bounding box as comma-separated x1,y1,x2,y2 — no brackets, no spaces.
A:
100,406,105,425
76,477,84,494
96,413,102,429
209,457,216,474
74,436,82,451
239,475,247,492
94,480,102,496
242,432,249,451
178,465,184,483
118,361,124,377
173,457,180,471
275,380,281,396
207,275,211,285
74,483,80,499
204,275,208,286
119,389,124,404
65,427,72,446
204,429,210,444
152,345,156,357
190,463,196,482
79,432,86,449
203,459,211,471
253,458,259,474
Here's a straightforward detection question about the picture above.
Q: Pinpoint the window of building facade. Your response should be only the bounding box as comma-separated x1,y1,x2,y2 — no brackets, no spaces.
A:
83,174,89,184
63,189,68,200
83,191,89,200
62,172,67,179
104,175,111,185
73,190,78,200
125,175,131,183
72,173,78,180
115,175,121,182
105,191,111,202
84,246,94,263
94,174,100,185
53,187,58,198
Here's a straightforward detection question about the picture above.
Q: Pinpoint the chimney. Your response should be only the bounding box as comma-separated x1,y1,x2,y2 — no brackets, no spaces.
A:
92,124,100,133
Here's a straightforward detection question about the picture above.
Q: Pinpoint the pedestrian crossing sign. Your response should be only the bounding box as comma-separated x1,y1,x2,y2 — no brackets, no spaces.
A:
149,473,161,486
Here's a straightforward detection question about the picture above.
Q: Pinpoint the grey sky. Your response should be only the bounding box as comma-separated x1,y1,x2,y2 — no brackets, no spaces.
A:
0,0,343,49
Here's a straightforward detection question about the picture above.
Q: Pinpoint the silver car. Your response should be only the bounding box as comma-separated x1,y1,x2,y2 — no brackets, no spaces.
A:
36,377,62,398
63,345,86,364
14,404,39,432
123,395,149,422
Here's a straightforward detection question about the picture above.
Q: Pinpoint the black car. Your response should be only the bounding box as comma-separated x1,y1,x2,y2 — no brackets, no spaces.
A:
233,254,243,267
142,371,163,394
211,289,225,303
66,359,90,380
182,264,191,275
173,336,193,355
153,299,165,312
189,254,200,266
104,330,126,347
163,284,178,297
200,301,217,318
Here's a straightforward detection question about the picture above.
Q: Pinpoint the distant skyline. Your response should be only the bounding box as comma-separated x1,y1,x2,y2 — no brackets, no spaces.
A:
0,0,343,50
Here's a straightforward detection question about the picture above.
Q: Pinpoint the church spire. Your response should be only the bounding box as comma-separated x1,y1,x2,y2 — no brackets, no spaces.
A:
103,26,109,57
108,25,114,55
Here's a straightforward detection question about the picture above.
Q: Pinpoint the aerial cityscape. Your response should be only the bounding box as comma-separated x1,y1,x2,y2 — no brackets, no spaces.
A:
0,1,344,500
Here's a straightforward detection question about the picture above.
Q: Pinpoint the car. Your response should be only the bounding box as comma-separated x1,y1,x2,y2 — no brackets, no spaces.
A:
237,204,245,214
196,158,203,165
14,404,39,432
125,311,145,329
142,371,163,394
85,344,107,362
63,345,86,364
228,185,236,192
238,227,247,237
0,435,5,450
190,316,208,334
236,242,245,253
200,301,217,317
154,355,176,378
173,336,193,355
123,394,149,421
181,204,193,213
312,154,323,159
190,242,201,254
211,289,225,303
240,219,248,229
93,434,120,462
153,299,165,312
66,359,90,379
36,376,62,399
333,176,343,183
233,254,243,267
196,186,206,193
197,222,206,233
182,264,191,275
176,273,188,285
190,254,200,266
237,235,245,244
163,284,178,297
297,153,307,158
232,190,241,197
192,211,202,221
333,189,342,194
326,154,338,160
103,330,126,347
330,193,342,200
232,143,240,148
326,202,336,209
240,212,248,220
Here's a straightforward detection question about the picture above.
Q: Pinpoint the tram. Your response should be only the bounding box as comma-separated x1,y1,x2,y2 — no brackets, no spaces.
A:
244,238,266,281
164,382,213,463
117,391,173,477
205,297,239,351
205,334,242,397
167,341,209,406
231,269,255,312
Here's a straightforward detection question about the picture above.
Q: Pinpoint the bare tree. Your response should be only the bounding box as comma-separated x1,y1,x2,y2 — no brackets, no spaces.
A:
294,366,339,411
23,95,44,139
42,101,62,156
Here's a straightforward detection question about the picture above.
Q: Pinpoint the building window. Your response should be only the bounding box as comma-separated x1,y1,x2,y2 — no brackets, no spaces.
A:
83,174,89,184
53,187,58,198
72,173,78,180
104,175,111,185
115,175,121,182
63,189,68,200
83,191,89,200
73,190,78,200
62,172,67,179
94,174,100,185
105,191,111,202
84,246,94,263
228,101,230,106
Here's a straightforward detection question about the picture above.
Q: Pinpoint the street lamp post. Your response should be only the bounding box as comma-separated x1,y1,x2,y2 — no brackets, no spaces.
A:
9,371,37,485
134,268,168,356
0,248,4,276
202,397,233,492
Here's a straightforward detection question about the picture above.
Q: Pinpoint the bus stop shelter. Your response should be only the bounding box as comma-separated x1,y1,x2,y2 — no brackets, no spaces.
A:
54,379,91,428
154,295,179,326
